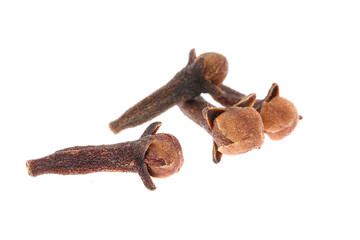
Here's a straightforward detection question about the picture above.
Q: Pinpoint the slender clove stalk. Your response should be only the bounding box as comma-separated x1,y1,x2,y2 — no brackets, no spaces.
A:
26,122,184,190
109,48,229,134
211,83,301,140
178,94,264,163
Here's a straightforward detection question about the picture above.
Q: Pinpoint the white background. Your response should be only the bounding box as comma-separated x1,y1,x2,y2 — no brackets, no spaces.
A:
1,1,359,239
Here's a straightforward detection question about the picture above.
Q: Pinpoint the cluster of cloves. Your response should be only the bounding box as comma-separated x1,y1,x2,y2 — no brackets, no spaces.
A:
26,48,301,190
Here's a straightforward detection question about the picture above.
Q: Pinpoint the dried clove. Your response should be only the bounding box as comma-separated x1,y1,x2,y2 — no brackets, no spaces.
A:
26,122,184,190
211,83,301,140
109,49,229,134
178,94,264,163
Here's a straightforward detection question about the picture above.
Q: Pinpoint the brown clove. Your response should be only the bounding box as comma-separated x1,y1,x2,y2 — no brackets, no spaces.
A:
26,122,184,190
211,83,301,140
109,49,229,134
178,94,264,163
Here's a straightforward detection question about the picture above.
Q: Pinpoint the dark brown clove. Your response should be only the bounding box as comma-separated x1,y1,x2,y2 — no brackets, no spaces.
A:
26,122,184,190
109,49,229,134
211,83,301,140
178,94,264,163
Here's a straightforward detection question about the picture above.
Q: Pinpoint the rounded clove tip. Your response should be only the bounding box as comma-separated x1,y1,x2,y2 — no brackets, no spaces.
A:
199,52,228,86
212,107,264,155
109,121,121,134
260,96,300,140
144,133,184,178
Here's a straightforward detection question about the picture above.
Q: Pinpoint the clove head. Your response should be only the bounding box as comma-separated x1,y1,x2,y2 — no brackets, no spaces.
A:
204,95,264,156
144,133,184,178
212,107,264,155
259,96,300,140
198,52,228,85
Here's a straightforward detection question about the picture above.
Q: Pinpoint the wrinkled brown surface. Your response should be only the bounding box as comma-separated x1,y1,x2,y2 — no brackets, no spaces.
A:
26,141,139,177
212,107,264,155
260,96,299,140
199,52,228,85
26,122,184,190
109,49,228,134
145,133,184,178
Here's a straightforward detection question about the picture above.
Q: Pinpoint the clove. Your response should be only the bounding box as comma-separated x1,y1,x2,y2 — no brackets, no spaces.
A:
109,49,228,134
178,94,264,163
211,83,301,140
26,122,184,190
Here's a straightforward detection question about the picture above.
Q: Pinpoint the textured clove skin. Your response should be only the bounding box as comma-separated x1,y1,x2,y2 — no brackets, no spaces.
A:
109,49,228,134
211,83,301,140
26,122,184,190
144,133,183,178
210,105,264,155
178,94,264,163
259,96,300,140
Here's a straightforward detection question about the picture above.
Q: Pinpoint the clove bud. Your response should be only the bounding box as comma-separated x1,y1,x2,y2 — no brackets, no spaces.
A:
26,122,184,190
109,49,228,134
178,94,264,163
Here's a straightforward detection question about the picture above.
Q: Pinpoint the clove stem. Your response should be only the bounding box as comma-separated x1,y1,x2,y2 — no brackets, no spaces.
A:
211,84,264,109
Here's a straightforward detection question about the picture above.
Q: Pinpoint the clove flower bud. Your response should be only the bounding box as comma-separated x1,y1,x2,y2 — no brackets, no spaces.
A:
178,94,264,163
109,49,228,134
26,122,184,190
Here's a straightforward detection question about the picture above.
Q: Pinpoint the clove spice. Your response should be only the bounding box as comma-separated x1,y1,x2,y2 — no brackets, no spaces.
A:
109,49,229,134
178,94,264,163
26,122,184,190
212,83,301,140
